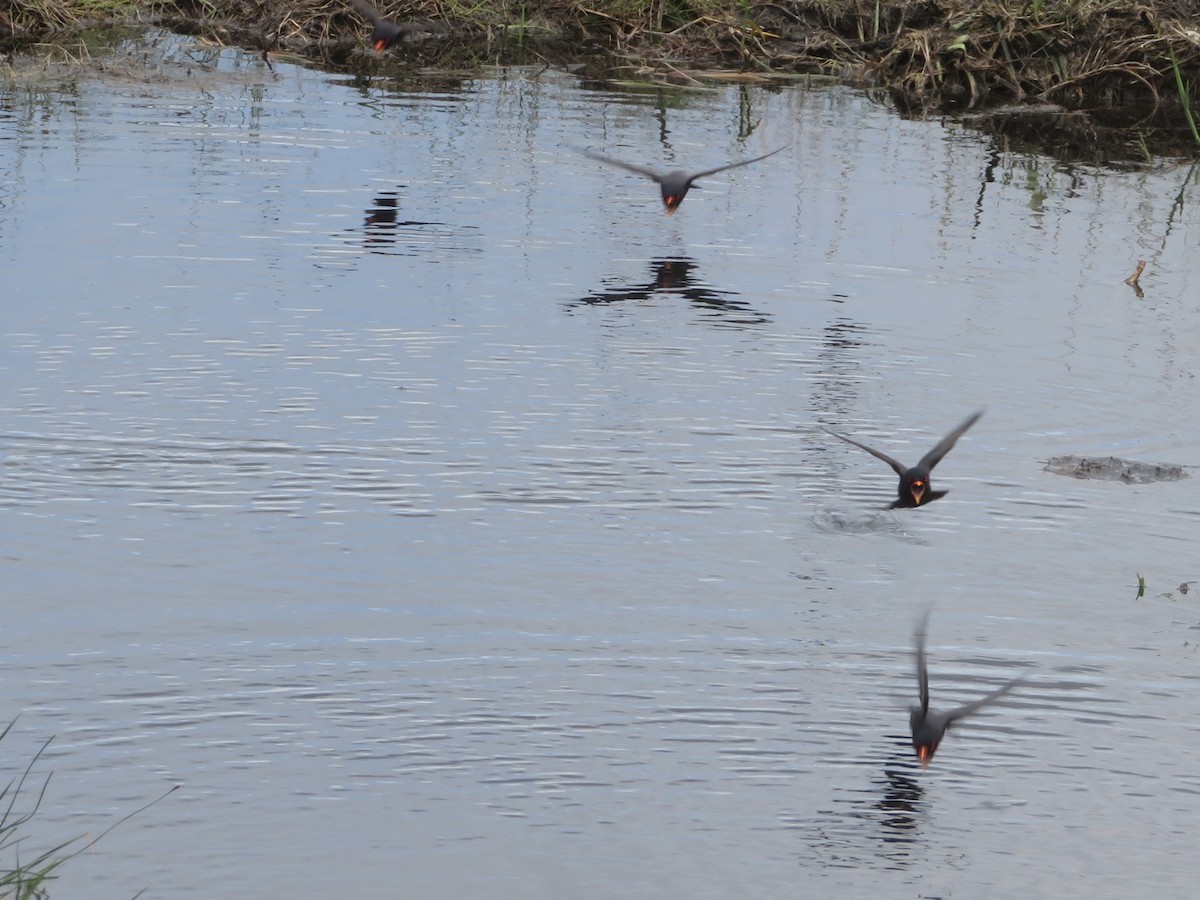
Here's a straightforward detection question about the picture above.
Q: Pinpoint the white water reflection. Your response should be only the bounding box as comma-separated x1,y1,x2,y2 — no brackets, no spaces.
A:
1,33,1199,900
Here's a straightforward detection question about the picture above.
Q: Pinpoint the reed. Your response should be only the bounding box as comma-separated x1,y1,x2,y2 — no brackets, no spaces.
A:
1168,46,1200,145
0,720,177,900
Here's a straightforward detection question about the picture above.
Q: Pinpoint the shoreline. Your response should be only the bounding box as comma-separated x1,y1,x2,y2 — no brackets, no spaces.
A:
4,0,1200,115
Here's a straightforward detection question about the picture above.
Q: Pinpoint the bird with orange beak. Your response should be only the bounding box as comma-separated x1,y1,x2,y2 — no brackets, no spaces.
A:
909,609,1024,768
823,409,983,509
580,146,788,215
351,0,422,53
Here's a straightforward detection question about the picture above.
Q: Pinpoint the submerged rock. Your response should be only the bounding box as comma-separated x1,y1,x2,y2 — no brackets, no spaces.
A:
1044,455,1190,484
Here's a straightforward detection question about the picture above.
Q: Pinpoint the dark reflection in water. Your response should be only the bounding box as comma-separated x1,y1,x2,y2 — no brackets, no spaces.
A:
872,754,925,837
955,102,1200,164
363,191,404,241
792,745,926,871
319,190,482,263
809,318,876,418
360,190,480,256
359,191,432,253
565,256,770,326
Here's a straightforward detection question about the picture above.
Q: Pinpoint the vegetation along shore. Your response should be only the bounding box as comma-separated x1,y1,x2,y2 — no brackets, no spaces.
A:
5,0,1200,113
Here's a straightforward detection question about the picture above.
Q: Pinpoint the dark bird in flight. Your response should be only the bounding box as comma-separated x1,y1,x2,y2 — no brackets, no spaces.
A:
581,146,788,214
351,0,422,53
910,609,1024,769
823,409,983,508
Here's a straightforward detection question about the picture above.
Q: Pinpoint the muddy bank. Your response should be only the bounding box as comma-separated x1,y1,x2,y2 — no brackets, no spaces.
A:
5,0,1200,112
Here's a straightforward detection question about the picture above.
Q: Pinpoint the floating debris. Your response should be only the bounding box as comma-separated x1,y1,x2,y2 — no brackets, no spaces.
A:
1045,455,1189,484
1125,259,1146,298
1125,259,1146,286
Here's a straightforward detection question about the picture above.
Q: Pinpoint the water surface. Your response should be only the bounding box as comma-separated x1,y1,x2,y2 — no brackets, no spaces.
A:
2,34,1199,899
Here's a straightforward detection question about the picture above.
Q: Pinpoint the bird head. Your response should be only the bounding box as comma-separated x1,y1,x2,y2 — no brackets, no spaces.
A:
909,478,927,505
371,23,399,53
663,194,682,215
913,739,938,769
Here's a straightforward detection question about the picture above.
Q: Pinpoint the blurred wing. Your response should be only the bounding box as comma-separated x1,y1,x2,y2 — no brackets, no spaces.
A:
581,151,664,184
917,409,984,472
688,145,789,181
914,608,932,715
351,0,385,24
943,674,1025,726
823,426,907,477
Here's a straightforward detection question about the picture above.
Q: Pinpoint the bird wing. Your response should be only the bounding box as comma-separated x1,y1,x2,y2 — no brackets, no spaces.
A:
916,409,984,472
942,674,1024,726
581,151,665,184
914,608,932,715
351,0,386,24
686,145,789,182
823,427,908,477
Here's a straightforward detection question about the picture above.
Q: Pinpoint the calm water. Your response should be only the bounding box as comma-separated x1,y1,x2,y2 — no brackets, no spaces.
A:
2,33,1200,899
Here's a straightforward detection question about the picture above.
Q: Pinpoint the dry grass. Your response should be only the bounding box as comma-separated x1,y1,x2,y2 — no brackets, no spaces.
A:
4,0,1200,111
868,0,1200,108
3,0,84,36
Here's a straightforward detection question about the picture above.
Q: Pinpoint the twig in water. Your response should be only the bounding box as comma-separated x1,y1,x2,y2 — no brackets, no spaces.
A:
1124,259,1146,298
1124,260,1146,286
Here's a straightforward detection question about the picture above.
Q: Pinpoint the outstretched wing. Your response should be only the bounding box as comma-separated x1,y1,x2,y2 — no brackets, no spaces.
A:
581,151,665,185
823,426,907,477
914,607,932,715
942,674,1024,727
917,409,984,472
351,0,386,25
686,145,789,183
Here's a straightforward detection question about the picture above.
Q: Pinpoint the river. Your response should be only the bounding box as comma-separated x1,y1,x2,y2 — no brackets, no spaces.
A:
1,31,1198,899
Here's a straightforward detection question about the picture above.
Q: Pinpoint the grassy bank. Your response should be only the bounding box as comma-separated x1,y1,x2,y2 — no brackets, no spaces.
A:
5,0,1200,110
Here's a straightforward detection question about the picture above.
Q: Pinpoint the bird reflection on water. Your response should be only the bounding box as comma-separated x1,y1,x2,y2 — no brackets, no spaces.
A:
341,191,481,257
876,758,925,836
791,748,926,872
565,256,770,327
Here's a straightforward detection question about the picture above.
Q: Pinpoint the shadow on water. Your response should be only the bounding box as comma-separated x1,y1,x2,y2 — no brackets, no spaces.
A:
564,255,770,326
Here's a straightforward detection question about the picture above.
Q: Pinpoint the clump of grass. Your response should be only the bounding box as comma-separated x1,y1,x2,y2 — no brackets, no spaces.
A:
870,0,1200,109
2,0,81,37
0,722,72,900
1,0,144,53
0,720,177,900
191,0,1200,110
